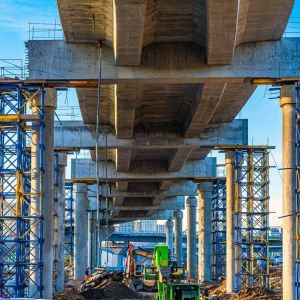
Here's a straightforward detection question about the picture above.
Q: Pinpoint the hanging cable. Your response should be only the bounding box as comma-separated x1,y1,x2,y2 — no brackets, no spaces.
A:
105,122,109,264
95,39,103,267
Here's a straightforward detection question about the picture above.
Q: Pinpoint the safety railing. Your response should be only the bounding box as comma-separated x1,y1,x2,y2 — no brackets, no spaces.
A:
28,22,64,41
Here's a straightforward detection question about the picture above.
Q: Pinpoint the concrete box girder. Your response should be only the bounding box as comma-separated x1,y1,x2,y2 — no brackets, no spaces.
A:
57,0,294,65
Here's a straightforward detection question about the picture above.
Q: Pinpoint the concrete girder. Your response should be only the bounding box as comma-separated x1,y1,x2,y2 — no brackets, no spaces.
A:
28,39,300,82
168,148,194,172
206,0,239,64
159,181,173,192
109,196,185,211
88,181,197,198
184,83,227,137
116,149,131,172
54,120,248,150
116,181,128,191
71,158,216,181
113,0,147,66
57,0,293,66
111,209,175,221
205,0,294,64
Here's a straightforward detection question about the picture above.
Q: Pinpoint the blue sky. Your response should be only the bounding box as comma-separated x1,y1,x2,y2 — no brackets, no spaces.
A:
0,0,299,226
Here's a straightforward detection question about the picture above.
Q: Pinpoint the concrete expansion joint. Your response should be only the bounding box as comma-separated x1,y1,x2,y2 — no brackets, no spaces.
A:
280,97,296,107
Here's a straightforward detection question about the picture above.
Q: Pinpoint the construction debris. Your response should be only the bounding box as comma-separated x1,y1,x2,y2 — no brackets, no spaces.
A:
54,270,154,300
80,281,143,299
53,289,83,300
269,269,282,290
230,286,281,299
206,279,282,300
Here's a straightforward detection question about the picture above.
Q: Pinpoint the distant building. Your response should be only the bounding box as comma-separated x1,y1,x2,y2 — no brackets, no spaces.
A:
116,220,161,233
157,224,165,233
134,220,157,232
117,222,134,232
269,226,282,238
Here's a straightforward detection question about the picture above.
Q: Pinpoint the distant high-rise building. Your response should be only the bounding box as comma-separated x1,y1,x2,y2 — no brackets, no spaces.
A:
117,222,134,232
116,220,161,233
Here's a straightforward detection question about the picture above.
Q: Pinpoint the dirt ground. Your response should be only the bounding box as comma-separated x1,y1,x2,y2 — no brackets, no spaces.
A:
53,271,155,300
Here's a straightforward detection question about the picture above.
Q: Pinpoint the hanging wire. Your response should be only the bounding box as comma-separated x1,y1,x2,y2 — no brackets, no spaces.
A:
95,40,103,267
269,149,283,182
105,122,109,264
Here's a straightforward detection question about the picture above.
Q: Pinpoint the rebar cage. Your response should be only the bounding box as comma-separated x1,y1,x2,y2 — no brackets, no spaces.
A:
212,178,226,281
64,182,74,278
0,85,44,297
234,149,270,291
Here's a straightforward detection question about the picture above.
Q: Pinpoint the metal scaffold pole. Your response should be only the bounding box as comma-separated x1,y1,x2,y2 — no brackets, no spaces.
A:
212,178,226,281
64,181,75,279
0,84,45,297
53,153,59,288
234,148,270,291
295,82,300,299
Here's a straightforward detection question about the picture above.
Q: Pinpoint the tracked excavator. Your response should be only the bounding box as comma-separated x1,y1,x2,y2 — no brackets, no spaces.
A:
125,243,153,278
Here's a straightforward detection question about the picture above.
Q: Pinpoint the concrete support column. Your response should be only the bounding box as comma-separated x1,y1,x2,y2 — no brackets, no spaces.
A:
165,219,174,261
29,106,40,297
56,154,67,291
174,210,183,266
225,151,235,294
186,196,197,279
42,89,57,298
74,183,88,280
198,182,213,282
280,86,297,300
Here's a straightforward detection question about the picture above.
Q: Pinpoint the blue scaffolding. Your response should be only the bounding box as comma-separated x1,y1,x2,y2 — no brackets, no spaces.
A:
0,84,44,297
212,178,226,281
53,153,59,286
234,148,270,291
64,182,74,277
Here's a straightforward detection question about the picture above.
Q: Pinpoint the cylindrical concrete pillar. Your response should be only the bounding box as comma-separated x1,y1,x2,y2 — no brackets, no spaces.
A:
166,219,174,261
225,151,235,294
74,183,88,280
174,210,183,266
56,154,67,291
280,86,296,300
198,182,213,282
42,89,57,298
186,196,197,279
29,109,40,297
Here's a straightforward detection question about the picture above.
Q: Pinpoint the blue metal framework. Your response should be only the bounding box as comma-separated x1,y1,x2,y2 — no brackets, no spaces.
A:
234,149,270,291
0,85,44,297
296,83,300,298
64,182,74,277
212,178,226,281
53,153,59,285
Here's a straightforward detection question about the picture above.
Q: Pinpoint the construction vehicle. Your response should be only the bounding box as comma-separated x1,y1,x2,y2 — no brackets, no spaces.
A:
125,243,153,278
144,245,200,300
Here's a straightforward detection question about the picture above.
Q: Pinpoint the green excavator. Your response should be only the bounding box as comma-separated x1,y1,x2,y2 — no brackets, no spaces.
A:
144,245,200,300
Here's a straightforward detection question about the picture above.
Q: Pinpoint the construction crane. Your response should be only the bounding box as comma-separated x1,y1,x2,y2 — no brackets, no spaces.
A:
144,245,200,300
